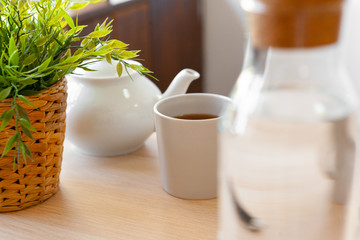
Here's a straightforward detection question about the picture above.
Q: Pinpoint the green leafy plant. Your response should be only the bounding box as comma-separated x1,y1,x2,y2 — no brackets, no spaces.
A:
0,0,154,165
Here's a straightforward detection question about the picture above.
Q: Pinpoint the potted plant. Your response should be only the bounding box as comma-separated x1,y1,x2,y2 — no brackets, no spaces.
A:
0,0,152,212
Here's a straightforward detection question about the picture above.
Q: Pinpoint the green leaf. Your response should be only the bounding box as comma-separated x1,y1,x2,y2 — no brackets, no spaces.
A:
88,29,111,38
18,95,38,110
23,142,33,161
129,64,152,73
81,38,89,47
19,118,37,132
16,104,30,121
0,109,13,132
64,49,72,59
21,125,33,140
59,53,83,65
0,87,12,101
105,53,112,64
70,2,89,10
8,36,16,57
36,37,48,47
66,25,86,37
20,90,41,96
48,12,64,25
116,62,123,78
19,141,27,165
17,78,38,85
9,49,19,66
2,133,18,157
22,54,37,66
84,49,112,56
74,49,84,56
119,50,139,59
87,40,96,50
38,58,52,73
107,40,128,49
78,66,97,72
61,9,75,29
8,36,19,65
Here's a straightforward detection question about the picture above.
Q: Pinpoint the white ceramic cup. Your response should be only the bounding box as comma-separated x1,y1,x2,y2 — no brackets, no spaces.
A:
154,93,231,199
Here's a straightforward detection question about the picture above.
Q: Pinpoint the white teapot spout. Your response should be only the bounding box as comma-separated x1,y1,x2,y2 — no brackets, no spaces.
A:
162,69,200,99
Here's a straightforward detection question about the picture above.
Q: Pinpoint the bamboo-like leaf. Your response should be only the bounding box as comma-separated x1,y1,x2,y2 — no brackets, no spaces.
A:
64,49,72,59
19,141,27,165
88,40,96,50
48,10,66,26
81,38,89,47
74,49,84,56
89,0,104,3
70,2,89,10
59,53,83,65
2,133,18,157
0,109,13,132
23,142,33,161
66,25,86,37
61,9,75,29
84,49,112,56
17,78,38,85
22,54,37,66
9,49,19,66
119,50,140,59
116,62,123,78
16,104,29,121
94,23,100,31
129,64,148,72
0,87,12,100
105,53,112,64
8,36,16,57
19,90,41,96
19,118,37,132
47,74,60,86
36,37,48,47
38,58,52,73
88,29,111,38
78,66,97,72
18,95,38,109
60,19,68,29
107,40,128,49
21,126,33,140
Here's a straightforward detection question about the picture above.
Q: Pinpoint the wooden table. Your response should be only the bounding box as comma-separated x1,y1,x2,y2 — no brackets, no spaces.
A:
0,134,217,240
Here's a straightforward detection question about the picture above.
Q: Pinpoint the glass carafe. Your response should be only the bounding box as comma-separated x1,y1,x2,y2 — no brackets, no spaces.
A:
218,0,360,239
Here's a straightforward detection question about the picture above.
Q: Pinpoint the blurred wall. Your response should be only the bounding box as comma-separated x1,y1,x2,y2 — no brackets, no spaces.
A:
203,0,360,97
203,0,245,96
341,0,360,93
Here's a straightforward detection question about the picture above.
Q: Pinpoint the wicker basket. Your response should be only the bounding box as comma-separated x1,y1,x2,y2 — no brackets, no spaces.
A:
0,78,67,212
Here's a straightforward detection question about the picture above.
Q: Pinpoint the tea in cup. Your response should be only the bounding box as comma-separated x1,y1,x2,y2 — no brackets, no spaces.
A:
154,93,231,199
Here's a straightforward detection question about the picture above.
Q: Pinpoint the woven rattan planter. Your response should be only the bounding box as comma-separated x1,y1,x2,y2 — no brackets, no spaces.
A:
0,78,67,212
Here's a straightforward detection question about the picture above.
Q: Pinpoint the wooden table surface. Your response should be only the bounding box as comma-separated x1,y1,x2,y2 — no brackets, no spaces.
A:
0,134,217,240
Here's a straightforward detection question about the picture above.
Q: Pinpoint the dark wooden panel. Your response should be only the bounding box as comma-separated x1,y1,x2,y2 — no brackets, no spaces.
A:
150,0,203,93
111,2,152,69
76,1,152,70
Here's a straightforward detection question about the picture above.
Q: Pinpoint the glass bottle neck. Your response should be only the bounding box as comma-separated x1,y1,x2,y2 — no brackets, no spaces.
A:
265,45,339,84
243,43,341,82
225,42,358,134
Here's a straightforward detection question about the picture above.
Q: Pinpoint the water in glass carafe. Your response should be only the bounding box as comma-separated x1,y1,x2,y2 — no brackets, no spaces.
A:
218,1,360,239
